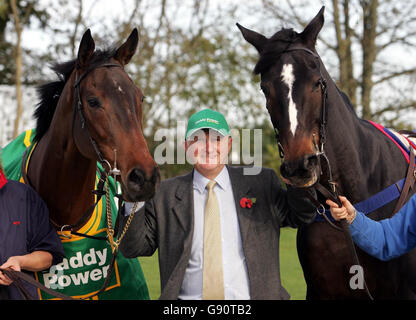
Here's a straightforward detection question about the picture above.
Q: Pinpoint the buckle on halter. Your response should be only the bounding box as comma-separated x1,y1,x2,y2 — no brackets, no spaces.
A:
278,142,284,159
317,204,326,216
60,225,72,239
329,181,338,193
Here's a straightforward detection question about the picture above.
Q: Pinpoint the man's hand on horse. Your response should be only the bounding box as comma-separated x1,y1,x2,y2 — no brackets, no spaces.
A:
326,196,357,224
280,175,292,185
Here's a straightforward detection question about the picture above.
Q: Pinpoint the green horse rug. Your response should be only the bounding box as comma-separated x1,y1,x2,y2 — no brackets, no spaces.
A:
2,129,149,300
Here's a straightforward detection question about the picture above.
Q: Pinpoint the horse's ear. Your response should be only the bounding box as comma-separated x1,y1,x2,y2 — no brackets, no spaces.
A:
114,28,139,66
236,23,267,53
300,6,325,47
77,29,95,69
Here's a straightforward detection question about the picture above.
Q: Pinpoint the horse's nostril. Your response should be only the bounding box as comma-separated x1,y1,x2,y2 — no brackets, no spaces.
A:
305,154,319,168
281,156,317,179
128,168,145,187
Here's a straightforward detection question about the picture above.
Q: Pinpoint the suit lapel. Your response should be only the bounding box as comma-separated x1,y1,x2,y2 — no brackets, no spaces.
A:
172,170,194,233
163,171,194,299
227,166,254,245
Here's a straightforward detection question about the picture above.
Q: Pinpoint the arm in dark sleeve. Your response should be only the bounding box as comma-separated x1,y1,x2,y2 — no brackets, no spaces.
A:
270,170,317,228
350,195,416,261
26,188,65,266
119,199,158,258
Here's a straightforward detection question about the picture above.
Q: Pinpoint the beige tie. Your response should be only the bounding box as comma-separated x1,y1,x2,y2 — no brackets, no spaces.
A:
202,180,225,300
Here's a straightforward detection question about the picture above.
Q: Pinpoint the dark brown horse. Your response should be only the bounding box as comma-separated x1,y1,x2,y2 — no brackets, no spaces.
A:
238,7,416,299
28,29,160,229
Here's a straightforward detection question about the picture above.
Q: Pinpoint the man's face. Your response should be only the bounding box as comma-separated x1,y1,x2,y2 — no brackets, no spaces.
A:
185,129,231,172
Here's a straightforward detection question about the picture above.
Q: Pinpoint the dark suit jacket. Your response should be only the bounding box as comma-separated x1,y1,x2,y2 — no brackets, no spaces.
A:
119,166,316,300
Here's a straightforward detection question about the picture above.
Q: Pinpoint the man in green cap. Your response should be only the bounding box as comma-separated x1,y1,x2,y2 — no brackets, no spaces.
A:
120,108,317,300
184,109,232,177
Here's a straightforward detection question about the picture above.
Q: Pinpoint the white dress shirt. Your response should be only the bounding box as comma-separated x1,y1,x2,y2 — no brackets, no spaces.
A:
178,166,250,300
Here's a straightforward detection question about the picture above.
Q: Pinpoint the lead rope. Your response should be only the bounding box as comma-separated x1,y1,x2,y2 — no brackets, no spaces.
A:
105,175,138,254
103,149,139,253
78,155,139,300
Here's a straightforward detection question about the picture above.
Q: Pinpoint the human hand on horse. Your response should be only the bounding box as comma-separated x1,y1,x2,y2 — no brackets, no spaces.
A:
280,175,292,185
326,196,357,224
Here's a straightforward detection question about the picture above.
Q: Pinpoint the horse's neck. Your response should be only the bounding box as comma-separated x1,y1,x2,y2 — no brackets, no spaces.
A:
323,86,405,203
28,87,97,228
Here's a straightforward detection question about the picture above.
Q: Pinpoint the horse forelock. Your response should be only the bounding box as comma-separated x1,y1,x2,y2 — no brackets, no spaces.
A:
33,48,118,142
253,28,297,75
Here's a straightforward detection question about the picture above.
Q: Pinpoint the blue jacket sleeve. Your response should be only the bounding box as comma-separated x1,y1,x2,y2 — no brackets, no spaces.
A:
349,194,416,261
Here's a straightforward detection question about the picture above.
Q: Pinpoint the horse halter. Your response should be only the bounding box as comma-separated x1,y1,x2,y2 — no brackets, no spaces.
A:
56,62,125,235
272,45,342,203
72,62,123,175
273,45,328,161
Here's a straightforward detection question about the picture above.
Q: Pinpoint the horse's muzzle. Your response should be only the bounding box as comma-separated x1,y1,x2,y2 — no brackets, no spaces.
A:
280,154,320,187
125,166,160,201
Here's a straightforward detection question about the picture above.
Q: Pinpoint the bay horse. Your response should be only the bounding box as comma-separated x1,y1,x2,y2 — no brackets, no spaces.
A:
5,29,160,299
29,28,159,227
238,7,416,299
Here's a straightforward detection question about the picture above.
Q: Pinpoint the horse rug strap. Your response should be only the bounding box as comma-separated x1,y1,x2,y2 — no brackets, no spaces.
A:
315,123,416,221
393,147,415,214
367,121,416,214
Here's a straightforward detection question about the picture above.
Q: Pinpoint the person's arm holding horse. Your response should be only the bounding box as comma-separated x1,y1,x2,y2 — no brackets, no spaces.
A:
271,169,317,228
0,252,53,286
327,194,416,261
119,199,158,258
0,173,65,287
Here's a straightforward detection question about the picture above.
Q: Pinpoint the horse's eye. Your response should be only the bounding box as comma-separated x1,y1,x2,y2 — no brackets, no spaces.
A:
87,97,101,109
313,80,322,90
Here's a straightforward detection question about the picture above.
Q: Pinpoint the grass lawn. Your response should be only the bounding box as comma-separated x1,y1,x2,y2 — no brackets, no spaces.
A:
138,227,306,300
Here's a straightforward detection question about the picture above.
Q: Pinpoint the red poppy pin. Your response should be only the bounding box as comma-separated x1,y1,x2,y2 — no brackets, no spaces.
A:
240,197,256,209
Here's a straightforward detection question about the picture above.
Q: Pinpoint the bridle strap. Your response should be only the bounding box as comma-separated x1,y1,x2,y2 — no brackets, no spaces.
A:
49,167,108,234
273,46,328,159
72,63,123,165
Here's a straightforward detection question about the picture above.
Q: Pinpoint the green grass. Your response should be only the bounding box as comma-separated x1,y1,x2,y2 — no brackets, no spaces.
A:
139,227,306,300
279,227,306,300
138,254,161,300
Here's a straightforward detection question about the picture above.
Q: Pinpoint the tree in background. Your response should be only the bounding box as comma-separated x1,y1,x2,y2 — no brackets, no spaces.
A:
1,0,49,138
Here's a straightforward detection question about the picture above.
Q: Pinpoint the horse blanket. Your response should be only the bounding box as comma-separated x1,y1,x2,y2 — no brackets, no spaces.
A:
1,129,149,300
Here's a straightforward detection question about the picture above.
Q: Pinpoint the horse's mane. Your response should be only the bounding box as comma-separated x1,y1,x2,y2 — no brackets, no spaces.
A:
33,48,117,142
335,86,357,116
254,28,297,75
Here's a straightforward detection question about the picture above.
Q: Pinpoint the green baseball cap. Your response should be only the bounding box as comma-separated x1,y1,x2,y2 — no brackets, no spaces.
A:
185,109,230,140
